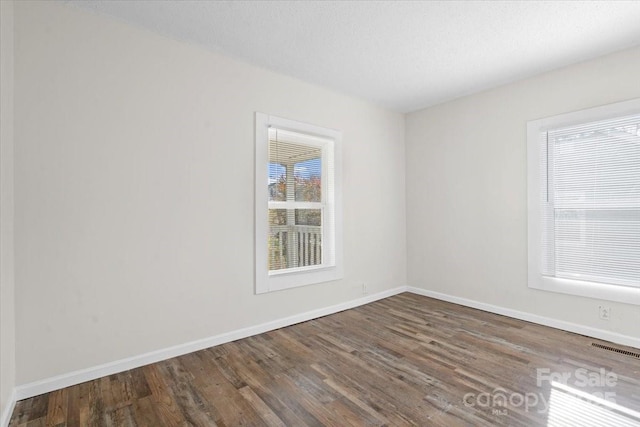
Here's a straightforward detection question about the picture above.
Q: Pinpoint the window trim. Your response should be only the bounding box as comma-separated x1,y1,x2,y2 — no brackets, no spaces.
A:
255,113,343,294
527,98,640,305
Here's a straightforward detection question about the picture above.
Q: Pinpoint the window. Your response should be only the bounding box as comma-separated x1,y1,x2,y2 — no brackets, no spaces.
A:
255,113,342,294
527,98,640,305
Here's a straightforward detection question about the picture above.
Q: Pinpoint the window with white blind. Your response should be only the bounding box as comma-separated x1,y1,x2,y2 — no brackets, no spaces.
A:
527,98,640,305
255,113,342,294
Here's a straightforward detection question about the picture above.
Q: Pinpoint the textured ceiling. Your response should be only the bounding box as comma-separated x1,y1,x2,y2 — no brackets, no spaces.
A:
67,1,640,113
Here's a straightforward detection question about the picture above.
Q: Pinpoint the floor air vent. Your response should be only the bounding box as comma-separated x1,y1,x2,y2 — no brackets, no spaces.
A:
591,342,640,358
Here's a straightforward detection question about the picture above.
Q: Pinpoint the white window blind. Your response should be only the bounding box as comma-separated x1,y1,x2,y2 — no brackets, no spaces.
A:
267,127,335,273
539,114,640,288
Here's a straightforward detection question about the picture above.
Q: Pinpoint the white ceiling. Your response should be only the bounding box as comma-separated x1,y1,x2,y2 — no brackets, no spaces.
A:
68,1,640,113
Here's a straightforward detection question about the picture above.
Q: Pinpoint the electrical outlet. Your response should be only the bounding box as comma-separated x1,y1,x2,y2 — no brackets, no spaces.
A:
599,305,611,321
362,283,368,295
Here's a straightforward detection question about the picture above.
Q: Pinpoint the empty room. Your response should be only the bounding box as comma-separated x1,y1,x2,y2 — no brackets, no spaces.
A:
1,1,639,426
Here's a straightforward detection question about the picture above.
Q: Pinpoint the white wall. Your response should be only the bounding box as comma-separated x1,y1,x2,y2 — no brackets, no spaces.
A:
0,0,16,417
406,47,640,340
14,1,406,384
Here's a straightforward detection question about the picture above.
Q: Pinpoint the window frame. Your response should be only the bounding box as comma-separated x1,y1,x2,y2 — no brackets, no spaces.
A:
527,98,640,305
255,113,343,294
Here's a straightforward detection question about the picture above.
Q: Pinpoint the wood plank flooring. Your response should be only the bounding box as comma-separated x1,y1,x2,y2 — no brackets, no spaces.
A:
9,293,640,426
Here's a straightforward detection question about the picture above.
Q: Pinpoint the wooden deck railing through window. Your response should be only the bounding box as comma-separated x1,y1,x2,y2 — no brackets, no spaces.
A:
269,225,322,271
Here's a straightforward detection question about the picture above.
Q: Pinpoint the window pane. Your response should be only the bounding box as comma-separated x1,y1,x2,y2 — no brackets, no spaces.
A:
269,136,322,202
554,209,640,286
295,208,321,226
268,208,322,271
268,163,286,202
295,157,322,202
268,209,288,271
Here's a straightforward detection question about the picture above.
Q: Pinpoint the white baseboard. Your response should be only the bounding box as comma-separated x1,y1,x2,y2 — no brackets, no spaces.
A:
14,286,407,401
406,287,640,349
1,389,17,427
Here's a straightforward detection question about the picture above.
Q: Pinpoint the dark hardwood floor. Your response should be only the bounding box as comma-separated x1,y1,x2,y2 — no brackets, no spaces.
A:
9,293,640,426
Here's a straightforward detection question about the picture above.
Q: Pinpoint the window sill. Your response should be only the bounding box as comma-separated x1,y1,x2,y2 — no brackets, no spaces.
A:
528,275,640,306
269,264,334,277
257,265,342,294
